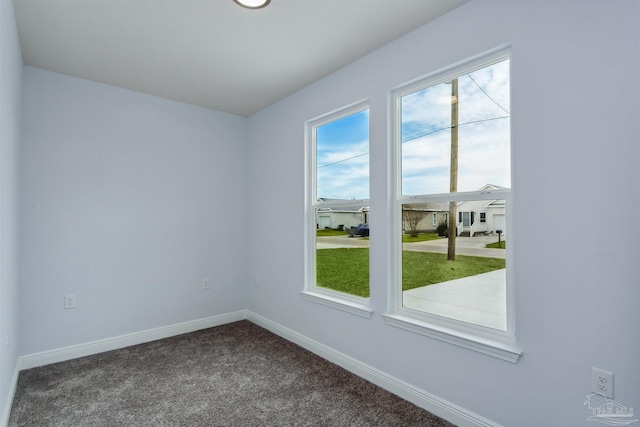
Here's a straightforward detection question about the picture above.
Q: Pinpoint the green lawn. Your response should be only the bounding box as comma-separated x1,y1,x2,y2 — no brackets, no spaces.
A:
486,240,506,249
316,248,505,298
402,232,441,243
316,229,349,237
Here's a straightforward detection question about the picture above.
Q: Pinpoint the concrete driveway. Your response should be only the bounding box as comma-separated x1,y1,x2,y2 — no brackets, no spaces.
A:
316,234,507,329
403,235,506,259
316,234,505,259
316,235,370,249
403,269,506,330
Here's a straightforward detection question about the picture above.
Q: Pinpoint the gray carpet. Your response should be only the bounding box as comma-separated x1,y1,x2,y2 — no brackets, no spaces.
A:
9,320,455,426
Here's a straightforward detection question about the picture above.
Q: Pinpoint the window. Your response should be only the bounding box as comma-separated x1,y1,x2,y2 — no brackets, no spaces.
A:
385,48,519,360
303,101,372,318
432,213,437,226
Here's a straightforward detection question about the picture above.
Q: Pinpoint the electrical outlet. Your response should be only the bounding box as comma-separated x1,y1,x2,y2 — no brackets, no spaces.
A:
591,367,613,398
202,279,210,290
64,294,76,309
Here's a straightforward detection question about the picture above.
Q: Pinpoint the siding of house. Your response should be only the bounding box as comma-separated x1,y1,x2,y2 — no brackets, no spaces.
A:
402,211,447,233
317,211,365,230
456,199,506,236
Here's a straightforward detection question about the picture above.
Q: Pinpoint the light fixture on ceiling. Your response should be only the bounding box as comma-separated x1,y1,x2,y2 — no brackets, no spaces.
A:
233,0,271,9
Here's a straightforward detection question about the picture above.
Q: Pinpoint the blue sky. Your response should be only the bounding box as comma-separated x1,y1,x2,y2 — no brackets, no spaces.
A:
316,109,370,200
316,58,510,200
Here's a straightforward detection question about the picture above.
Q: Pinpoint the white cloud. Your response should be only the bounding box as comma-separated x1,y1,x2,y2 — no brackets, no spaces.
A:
400,59,511,195
316,59,511,200
317,139,369,199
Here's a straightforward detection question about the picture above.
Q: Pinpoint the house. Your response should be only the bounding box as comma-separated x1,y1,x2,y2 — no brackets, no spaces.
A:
1,1,638,426
402,185,507,237
401,202,449,234
456,184,507,237
316,198,369,230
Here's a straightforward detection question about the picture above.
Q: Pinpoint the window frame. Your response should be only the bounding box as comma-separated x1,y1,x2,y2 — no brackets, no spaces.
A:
302,100,373,318
384,47,521,362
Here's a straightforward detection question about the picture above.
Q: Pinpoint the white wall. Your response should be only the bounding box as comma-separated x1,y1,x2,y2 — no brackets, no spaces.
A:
19,67,249,355
5,1,639,425
248,1,640,425
0,0,23,422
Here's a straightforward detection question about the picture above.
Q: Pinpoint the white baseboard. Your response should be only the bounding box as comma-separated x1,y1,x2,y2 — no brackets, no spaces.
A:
18,310,247,371
1,363,20,427
10,310,498,427
246,311,501,427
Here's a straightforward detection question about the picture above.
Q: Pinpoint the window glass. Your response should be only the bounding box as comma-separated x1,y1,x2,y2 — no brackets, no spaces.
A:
401,59,510,196
317,110,369,200
310,106,370,300
396,57,511,333
401,200,507,330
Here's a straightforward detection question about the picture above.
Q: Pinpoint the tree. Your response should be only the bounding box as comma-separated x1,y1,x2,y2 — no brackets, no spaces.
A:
402,206,428,237
436,220,448,237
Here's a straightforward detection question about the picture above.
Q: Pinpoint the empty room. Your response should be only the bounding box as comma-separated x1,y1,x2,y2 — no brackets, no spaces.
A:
1,0,638,425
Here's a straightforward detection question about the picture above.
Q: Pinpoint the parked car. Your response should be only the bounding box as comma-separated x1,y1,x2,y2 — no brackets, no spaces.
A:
348,223,369,237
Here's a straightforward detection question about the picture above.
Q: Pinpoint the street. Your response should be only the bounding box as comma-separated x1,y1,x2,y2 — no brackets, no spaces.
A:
316,234,506,259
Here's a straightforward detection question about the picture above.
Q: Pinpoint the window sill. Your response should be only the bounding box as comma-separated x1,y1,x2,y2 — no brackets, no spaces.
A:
382,313,522,363
301,291,373,318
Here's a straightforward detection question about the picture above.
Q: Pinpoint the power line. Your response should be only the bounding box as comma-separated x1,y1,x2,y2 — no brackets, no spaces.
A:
318,115,509,169
401,115,509,144
318,72,510,170
318,152,368,169
467,74,510,115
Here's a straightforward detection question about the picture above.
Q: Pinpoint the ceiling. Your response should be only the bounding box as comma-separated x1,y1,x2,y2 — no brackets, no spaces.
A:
13,0,467,117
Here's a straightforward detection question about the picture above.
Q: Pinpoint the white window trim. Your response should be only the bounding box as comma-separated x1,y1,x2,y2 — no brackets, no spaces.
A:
303,100,373,318
385,46,520,362
301,290,372,318
381,313,521,363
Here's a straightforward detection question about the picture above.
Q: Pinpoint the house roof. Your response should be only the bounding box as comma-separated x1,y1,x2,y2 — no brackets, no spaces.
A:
477,183,508,192
401,202,449,212
317,198,368,213
454,184,508,208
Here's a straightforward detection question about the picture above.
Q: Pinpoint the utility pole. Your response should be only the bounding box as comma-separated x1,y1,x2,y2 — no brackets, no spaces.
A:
447,78,459,261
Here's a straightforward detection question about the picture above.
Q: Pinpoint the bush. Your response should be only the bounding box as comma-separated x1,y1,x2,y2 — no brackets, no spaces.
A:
436,221,448,237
